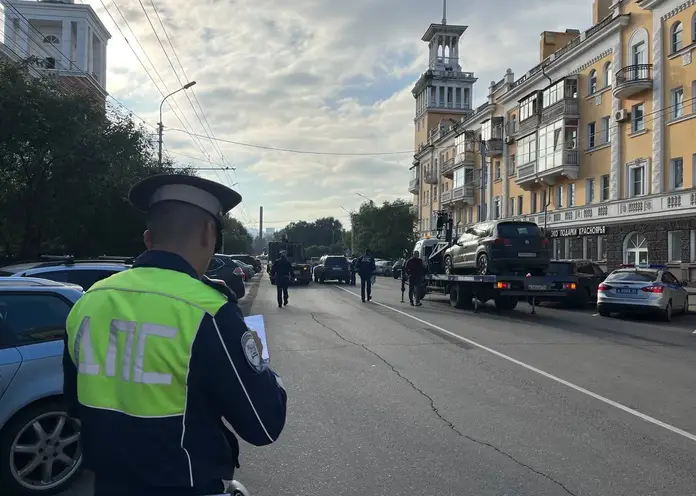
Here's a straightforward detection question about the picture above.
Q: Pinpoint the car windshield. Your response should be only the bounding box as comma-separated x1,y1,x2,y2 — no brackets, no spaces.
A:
547,262,573,275
607,270,658,282
326,257,347,266
497,222,542,237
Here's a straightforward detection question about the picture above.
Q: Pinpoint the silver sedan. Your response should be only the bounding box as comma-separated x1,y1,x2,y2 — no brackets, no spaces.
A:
597,264,689,321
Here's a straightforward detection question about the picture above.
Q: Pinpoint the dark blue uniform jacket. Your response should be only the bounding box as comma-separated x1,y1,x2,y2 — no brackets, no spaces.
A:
355,255,376,278
62,250,287,496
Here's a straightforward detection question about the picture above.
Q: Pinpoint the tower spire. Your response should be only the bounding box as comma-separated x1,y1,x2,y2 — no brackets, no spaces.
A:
442,0,447,24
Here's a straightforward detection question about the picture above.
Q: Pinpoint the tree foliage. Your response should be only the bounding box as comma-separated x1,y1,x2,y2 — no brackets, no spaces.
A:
274,217,344,247
0,58,201,260
221,216,253,254
352,199,416,260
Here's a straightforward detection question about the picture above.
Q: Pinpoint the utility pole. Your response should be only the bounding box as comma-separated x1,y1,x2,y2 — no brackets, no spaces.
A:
157,81,197,166
258,206,264,254
157,122,164,167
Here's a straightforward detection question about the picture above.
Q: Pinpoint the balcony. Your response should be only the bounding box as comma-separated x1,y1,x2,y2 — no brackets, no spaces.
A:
540,98,579,125
613,64,652,99
515,149,580,189
515,115,539,138
450,184,475,205
441,157,455,178
441,190,452,204
408,177,420,194
423,169,438,184
483,117,504,157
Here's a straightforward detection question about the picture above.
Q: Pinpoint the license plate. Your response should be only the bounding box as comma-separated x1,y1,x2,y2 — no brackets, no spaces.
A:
616,288,638,294
518,252,536,257
528,284,548,290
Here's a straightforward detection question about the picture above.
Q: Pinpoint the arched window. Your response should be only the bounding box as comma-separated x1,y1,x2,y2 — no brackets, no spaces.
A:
603,61,612,87
670,21,683,53
623,232,649,264
42,35,60,45
588,69,597,95
628,28,649,66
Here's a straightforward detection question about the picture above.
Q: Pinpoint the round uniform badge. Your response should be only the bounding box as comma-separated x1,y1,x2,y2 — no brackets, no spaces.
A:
241,330,263,372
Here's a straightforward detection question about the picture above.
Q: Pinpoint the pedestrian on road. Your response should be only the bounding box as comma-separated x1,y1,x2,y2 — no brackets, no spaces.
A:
62,174,287,496
404,250,426,306
271,250,294,307
356,248,376,302
349,257,357,286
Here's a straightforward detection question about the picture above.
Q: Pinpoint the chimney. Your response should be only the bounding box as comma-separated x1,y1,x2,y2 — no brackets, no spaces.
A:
539,29,581,62
592,0,613,24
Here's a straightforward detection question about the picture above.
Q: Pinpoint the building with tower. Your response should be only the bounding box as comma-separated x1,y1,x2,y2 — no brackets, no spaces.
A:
1,0,110,100
409,0,696,281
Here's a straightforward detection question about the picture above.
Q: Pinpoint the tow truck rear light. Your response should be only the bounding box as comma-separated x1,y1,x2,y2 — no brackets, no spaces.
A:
641,285,664,293
495,281,511,289
598,283,611,291
493,238,512,246
563,282,576,290
540,238,549,248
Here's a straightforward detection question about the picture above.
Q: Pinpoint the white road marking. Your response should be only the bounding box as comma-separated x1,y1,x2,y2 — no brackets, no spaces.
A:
592,313,599,317
334,285,696,443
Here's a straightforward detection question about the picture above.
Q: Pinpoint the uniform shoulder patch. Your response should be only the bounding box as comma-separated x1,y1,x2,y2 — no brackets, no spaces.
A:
241,330,263,372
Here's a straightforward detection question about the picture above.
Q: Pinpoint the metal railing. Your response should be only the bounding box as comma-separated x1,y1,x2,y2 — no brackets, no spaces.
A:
615,64,652,85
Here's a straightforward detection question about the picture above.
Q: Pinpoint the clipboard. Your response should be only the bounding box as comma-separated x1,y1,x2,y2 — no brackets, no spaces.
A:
243,314,269,361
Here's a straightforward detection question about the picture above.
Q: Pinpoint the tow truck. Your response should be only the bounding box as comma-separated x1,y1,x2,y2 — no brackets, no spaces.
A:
267,234,312,285
416,212,575,314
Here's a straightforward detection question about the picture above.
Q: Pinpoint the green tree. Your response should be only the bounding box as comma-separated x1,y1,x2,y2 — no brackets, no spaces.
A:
353,199,416,259
281,217,344,247
0,58,194,259
221,216,253,253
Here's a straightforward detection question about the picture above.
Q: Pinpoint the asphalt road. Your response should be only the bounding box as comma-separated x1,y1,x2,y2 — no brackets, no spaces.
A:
64,274,696,496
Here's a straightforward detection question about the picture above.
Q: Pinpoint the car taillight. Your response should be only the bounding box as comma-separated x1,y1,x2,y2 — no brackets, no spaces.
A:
541,238,549,248
493,238,512,246
641,285,664,293
563,282,576,290
598,283,611,291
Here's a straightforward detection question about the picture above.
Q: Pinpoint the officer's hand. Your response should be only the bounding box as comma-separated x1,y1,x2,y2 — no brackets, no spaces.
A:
251,330,264,358
201,275,236,301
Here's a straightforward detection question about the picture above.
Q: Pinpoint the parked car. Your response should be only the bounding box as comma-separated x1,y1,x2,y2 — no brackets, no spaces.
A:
597,264,689,321
224,254,262,273
374,260,393,277
313,256,350,283
443,221,550,275
206,256,246,299
0,277,85,495
392,259,405,279
0,256,131,290
532,259,606,307
231,260,255,281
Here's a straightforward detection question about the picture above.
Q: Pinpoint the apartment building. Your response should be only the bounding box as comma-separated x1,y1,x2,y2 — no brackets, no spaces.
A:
410,0,696,279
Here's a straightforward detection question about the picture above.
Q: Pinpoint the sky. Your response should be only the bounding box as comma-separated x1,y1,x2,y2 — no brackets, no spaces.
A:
10,0,592,231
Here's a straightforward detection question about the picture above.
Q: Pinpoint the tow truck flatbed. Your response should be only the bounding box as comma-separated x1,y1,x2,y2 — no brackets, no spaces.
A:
424,273,576,298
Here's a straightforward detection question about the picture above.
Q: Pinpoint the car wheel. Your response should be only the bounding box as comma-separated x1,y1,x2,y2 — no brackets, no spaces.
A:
476,253,489,275
662,300,673,322
0,401,82,496
444,256,453,275
598,307,611,317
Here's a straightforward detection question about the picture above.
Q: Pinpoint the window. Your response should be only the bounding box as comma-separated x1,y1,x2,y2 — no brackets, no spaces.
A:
481,120,491,141
519,94,537,121
668,231,682,262
0,294,71,348
455,133,474,157
602,61,612,87
66,269,121,291
508,197,514,216
624,232,648,264
541,190,547,210
518,133,537,165
538,120,563,171
509,154,516,175
510,115,517,133
42,35,60,44
497,223,542,237
598,235,607,260
453,168,465,188
600,174,610,201
631,40,646,66
44,57,56,69
629,165,645,196
671,158,684,190
542,79,574,108
531,192,538,213
587,121,596,148
671,88,684,119
586,178,595,203
494,197,501,219
555,186,563,208
567,183,575,207
600,116,610,144
671,21,683,53
588,69,597,94
517,195,523,215
495,160,501,180
631,103,645,132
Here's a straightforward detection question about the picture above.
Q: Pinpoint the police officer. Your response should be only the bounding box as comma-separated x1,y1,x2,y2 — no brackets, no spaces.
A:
271,250,293,307
349,257,357,286
355,248,376,302
404,250,426,306
62,174,287,496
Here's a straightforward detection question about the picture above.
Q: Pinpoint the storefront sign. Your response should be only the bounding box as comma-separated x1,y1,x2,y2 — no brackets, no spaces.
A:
547,225,607,238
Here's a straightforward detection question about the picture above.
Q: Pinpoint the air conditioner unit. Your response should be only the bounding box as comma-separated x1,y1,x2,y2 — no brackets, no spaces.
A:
505,136,514,144
614,109,630,123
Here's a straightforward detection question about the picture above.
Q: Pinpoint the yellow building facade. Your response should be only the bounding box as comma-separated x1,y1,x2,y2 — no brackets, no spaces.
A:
410,0,696,277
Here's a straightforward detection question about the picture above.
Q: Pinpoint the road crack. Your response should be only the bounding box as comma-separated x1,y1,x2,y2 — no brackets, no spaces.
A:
310,312,577,496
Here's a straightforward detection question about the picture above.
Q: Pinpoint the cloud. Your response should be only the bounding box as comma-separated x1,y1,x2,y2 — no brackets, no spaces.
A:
86,0,591,228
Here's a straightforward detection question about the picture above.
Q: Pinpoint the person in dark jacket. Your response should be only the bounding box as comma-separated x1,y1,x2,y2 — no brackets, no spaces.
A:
404,250,426,306
271,251,294,307
349,257,357,285
355,248,376,302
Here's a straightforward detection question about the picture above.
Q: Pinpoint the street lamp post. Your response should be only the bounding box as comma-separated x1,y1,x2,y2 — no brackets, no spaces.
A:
340,206,355,256
355,192,375,206
158,81,197,166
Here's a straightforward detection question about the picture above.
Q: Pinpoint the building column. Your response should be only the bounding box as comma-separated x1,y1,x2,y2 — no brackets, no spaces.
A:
18,17,29,56
609,35,622,200
502,133,509,217
61,20,72,69
75,20,87,71
486,158,493,220
651,13,664,194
